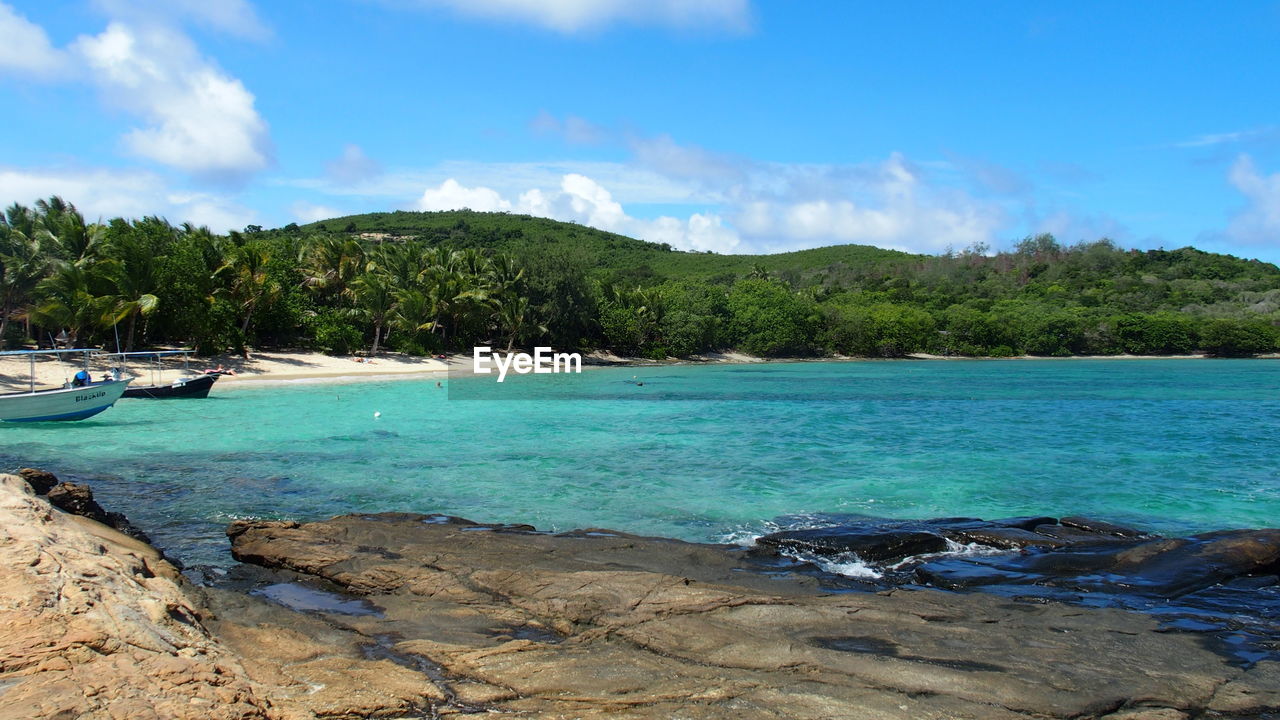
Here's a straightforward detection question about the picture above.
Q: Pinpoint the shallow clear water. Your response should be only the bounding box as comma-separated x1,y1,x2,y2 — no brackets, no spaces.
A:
3,359,1278,567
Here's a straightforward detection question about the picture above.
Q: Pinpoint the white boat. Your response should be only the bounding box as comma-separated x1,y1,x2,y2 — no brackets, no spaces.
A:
0,349,133,422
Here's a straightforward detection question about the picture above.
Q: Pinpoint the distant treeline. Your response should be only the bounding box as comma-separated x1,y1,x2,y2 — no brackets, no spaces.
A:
3,200,1279,358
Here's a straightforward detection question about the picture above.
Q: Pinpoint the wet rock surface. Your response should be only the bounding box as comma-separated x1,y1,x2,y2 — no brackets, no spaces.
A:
757,515,1280,668
17,466,152,543
223,511,1280,719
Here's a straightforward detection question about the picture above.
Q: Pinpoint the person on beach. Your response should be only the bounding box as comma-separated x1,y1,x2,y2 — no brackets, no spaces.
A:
71,370,90,387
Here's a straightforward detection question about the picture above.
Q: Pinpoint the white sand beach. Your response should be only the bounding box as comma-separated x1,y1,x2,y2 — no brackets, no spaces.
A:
0,350,453,392
5,348,1268,393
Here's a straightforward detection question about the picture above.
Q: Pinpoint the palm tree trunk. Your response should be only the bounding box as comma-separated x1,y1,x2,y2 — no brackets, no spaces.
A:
240,298,257,335
371,319,382,354
0,300,10,346
126,312,138,352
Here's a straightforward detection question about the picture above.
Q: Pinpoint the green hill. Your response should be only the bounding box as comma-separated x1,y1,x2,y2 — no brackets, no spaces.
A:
7,196,1278,360
300,209,918,283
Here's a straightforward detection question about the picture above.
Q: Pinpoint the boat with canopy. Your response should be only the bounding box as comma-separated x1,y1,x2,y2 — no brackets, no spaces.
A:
109,350,221,399
0,349,132,422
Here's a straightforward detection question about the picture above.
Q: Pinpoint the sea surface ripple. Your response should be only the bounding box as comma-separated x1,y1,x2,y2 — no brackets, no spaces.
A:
2,359,1278,567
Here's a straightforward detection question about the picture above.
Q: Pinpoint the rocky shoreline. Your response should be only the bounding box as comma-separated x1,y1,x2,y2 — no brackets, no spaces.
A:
2,470,1279,719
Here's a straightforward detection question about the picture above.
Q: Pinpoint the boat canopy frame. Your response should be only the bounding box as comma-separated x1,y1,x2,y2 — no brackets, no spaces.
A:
0,348,101,394
103,350,197,388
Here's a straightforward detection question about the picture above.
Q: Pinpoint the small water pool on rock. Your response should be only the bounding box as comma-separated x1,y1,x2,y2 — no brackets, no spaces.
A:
252,582,383,616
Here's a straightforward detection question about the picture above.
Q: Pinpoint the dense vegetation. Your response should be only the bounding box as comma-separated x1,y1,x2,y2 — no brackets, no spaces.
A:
3,200,1279,359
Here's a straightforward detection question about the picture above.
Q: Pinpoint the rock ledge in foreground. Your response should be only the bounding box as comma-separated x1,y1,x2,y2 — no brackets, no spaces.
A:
222,511,1280,720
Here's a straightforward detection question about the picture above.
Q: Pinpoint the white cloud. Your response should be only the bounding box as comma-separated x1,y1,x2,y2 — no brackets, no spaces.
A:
1174,127,1277,149
943,151,1032,197
530,111,606,144
324,144,383,185
0,165,256,232
292,127,1009,256
0,3,71,77
1031,210,1129,245
630,133,743,186
91,0,270,40
414,174,741,253
285,160,706,206
303,141,1007,255
401,0,751,33
290,201,344,224
642,212,739,254
417,178,512,213
1226,154,1280,245
632,139,1005,253
73,22,270,178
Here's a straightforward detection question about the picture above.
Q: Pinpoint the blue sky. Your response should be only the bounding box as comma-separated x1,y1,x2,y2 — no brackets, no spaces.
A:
2,1,1279,261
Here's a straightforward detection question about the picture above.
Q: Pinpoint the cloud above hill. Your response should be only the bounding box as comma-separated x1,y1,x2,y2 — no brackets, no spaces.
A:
416,174,739,253
404,131,1005,255
1227,155,1280,247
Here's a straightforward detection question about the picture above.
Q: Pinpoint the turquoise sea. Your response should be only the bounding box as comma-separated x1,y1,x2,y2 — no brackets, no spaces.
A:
3,359,1279,567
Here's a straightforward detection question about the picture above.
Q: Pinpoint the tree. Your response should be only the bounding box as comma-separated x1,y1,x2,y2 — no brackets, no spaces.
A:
302,235,365,307
0,217,48,345
822,303,937,357
1200,319,1278,357
28,264,111,346
497,295,545,352
351,271,395,354
99,217,169,350
726,278,814,356
214,242,280,340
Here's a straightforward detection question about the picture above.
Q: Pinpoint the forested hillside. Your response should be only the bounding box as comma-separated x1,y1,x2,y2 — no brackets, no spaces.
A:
3,200,1279,359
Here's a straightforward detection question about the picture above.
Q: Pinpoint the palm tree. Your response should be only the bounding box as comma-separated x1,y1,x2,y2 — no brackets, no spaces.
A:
351,271,395,354
214,243,280,337
0,218,49,345
37,197,101,265
98,218,167,351
390,287,436,346
99,258,159,351
497,295,546,352
28,264,111,347
302,235,365,306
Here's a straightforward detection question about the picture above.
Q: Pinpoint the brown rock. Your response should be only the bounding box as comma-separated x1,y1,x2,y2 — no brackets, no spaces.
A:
222,512,1280,719
0,474,271,720
16,467,58,495
0,476,444,720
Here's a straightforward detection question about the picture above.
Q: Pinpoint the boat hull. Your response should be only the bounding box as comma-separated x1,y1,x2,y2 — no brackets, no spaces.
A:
122,373,218,399
0,379,132,422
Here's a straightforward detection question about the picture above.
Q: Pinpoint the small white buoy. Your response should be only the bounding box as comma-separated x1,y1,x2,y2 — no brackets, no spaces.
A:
373,411,381,419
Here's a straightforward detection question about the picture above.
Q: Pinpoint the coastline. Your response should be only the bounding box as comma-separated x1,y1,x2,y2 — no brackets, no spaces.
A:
5,469,1279,719
3,347,1275,393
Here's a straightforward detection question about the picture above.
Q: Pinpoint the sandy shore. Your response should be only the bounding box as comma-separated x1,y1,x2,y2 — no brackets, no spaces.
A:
0,348,772,392
4,348,1270,392
0,350,453,392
